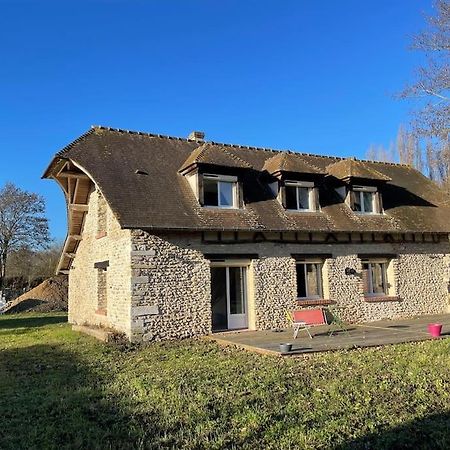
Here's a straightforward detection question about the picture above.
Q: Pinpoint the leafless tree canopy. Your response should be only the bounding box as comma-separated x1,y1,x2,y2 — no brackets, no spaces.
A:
0,183,50,289
366,125,447,184
400,0,449,139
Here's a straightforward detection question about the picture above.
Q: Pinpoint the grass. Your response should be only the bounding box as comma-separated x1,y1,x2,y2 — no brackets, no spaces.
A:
1,314,450,449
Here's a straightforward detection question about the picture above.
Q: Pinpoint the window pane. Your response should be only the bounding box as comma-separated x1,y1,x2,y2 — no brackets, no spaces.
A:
371,263,386,294
306,264,321,297
298,187,310,210
296,264,306,298
363,191,374,213
285,186,297,209
219,181,234,206
353,191,362,212
204,178,218,206
229,267,245,314
211,267,227,330
362,263,370,294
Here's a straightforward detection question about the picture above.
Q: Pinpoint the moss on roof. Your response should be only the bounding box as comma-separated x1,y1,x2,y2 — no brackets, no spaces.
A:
43,126,450,233
327,158,392,182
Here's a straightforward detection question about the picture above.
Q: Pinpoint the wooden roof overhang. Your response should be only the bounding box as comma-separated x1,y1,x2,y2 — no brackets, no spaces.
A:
44,158,94,274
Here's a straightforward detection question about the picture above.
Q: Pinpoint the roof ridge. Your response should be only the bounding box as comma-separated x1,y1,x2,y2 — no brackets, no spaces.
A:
91,125,410,167
56,128,96,157
204,143,253,168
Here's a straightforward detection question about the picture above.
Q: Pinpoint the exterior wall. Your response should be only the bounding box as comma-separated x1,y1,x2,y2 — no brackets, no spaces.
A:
252,257,297,329
151,232,450,330
130,230,211,342
68,187,132,336
69,219,450,340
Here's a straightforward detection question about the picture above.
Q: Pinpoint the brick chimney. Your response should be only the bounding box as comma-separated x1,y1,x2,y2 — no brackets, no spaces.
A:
188,131,205,142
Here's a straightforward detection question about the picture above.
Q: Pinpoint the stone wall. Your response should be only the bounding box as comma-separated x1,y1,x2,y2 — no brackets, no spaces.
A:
68,187,132,336
156,232,450,328
69,217,450,340
130,230,211,342
252,257,297,329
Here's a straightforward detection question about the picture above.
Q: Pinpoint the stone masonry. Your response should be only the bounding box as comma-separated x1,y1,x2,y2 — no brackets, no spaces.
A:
68,187,132,336
69,199,450,340
130,231,211,342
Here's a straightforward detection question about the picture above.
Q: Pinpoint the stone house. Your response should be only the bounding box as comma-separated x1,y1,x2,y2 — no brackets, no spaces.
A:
43,126,450,341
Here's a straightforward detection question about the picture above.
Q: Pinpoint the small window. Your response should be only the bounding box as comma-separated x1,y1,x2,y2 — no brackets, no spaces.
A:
203,175,238,208
97,191,107,233
351,186,378,214
96,267,108,314
296,261,323,299
362,260,388,296
284,181,316,211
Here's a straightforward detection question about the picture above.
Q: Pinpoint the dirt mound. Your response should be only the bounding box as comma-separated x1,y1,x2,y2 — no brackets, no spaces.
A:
2,276,68,314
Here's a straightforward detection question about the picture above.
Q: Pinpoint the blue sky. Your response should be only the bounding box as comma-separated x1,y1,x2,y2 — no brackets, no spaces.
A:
0,0,431,239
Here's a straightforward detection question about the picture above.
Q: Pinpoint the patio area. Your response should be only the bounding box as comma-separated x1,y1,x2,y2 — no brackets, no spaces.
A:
207,313,450,356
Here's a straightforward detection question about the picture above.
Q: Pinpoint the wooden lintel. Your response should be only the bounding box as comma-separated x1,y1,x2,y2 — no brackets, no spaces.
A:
59,270,70,275
69,203,89,212
65,252,76,258
69,234,82,240
58,171,89,179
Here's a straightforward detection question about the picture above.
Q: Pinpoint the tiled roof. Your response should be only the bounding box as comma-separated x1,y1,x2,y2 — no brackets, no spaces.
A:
327,158,392,182
43,125,450,233
179,143,252,174
263,152,325,175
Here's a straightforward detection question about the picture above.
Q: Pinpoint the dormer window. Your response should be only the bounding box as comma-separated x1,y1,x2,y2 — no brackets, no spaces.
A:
283,181,318,212
203,174,238,208
350,186,381,214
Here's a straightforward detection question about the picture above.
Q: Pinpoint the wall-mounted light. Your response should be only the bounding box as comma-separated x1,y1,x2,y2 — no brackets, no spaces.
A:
345,267,357,276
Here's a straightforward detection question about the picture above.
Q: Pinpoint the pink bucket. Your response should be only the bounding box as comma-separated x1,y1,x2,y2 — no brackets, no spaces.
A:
428,323,443,338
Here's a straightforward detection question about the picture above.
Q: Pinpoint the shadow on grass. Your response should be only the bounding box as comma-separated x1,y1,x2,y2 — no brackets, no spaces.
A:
335,411,450,449
0,344,165,449
0,314,68,330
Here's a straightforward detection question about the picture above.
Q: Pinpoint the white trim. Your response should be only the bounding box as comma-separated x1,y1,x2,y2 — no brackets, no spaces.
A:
285,180,314,188
203,173,237,182
353,185,377,192
210,259,251,268
284,182,316,212
203,174,238,208
353,189,376,214
210,263,249,330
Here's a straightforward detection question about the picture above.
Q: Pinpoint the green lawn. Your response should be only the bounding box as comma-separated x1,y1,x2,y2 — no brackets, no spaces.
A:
1,314,450,449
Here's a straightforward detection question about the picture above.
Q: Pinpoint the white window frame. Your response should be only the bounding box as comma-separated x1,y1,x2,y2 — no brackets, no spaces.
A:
295,259,324,299
284,180,316,212
203,174,238,209
362,258,389,297
352,185,378,215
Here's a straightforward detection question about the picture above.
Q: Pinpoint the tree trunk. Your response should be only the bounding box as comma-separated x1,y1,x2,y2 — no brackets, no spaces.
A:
0,251,7,291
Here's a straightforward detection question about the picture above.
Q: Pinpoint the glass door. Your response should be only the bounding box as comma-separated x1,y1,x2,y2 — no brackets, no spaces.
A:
227,266,248,329
210,265,248,331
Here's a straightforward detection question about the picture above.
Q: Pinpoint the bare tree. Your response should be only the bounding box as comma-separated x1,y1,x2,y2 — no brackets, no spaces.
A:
0,183,49,290
400,0,449,139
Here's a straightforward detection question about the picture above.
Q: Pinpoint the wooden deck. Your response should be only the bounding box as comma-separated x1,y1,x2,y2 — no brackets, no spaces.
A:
206,314,450,356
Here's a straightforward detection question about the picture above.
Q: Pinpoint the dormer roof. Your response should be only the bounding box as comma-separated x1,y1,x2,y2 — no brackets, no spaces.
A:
326,158,392,183
179,143,252,174
263,152,325,177
43,125,450,236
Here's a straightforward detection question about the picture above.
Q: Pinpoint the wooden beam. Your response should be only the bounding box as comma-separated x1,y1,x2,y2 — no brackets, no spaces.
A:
69,234,82,241
59,270,70,275
69,203,89,212
72,177,80,204
58,171,89,179
65,252,76,259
